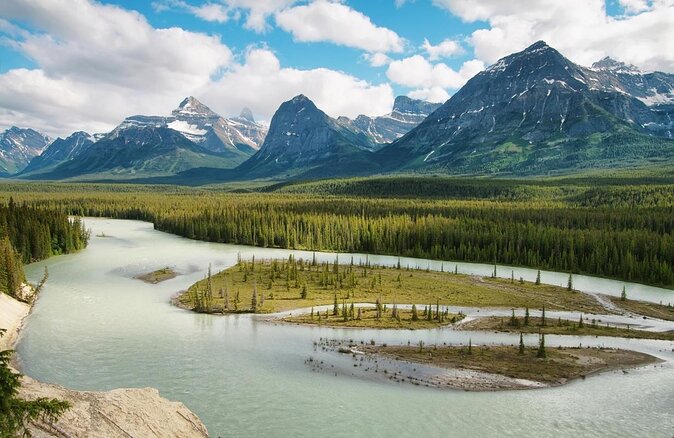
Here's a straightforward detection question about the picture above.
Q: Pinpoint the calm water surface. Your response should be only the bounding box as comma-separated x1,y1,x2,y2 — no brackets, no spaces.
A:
18,218,674,437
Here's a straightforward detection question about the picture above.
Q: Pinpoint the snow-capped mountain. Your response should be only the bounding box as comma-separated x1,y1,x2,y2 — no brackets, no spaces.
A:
0,126,50,175
337,96,441,146
112,97,267,155
21,131,95,176
237,94,378,179
591,57,674,107
377,41,674,175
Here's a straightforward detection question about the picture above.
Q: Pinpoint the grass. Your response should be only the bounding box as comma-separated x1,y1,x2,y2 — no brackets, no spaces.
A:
609,297,674,322
362,344,658,385
283,307,463,329
134,267,178,284
179,258,608,315
461,316,674,341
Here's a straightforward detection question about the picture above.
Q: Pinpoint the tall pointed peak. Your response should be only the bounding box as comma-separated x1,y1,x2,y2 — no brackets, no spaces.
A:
172,96,218,118
524,40,551,53
239,107,255,122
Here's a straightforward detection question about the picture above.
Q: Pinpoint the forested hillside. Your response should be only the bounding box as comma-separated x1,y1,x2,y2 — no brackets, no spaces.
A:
0,199,89,297
4,180,673,289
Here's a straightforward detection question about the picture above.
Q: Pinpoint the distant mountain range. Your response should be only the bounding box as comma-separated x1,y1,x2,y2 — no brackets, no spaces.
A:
0,127,50,176
3,41,674,182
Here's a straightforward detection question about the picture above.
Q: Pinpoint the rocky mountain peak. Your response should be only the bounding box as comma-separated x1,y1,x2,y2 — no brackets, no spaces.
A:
592,57,641,74
172,96,218,118
239,107,255,122
393,96,442,115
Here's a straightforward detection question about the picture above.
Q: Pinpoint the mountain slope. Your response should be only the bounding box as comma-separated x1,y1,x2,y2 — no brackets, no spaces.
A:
236,95,378,179
0,127,50,175
21,131,95,176
30,126,235,180
337,96,441,146
377,41,674,175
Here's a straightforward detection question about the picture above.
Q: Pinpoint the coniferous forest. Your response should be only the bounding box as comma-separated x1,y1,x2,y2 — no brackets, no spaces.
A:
0,198,89,297
2,177,673,289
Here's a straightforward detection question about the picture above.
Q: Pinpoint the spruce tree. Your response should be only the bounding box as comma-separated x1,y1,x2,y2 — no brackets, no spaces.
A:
537,333,546,358
567,273,573,291
251,284,258,312
578,314,584,328
621,286,627,301
524,307,530,326
333,293,338,316
411,304,418,321
535,270,541,285
518,333,525,355
541,306,546,326
301,284,308,299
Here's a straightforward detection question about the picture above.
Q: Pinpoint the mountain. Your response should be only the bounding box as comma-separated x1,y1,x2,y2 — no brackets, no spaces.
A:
377,41,674,175
236,95,378,179
114,97,267,160
21,131,95,176
0,127,50,176
31,126,236,180
337,96,441,146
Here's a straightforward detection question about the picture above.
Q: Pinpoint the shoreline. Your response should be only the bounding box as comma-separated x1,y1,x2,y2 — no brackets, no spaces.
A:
314,340,662,392
0,290,210,437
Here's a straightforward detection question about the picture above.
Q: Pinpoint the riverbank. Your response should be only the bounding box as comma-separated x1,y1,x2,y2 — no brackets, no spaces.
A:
317,340,660,391
0,291,210,437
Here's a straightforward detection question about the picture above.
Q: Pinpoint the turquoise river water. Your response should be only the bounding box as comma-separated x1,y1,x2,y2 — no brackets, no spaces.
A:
17,218,674,437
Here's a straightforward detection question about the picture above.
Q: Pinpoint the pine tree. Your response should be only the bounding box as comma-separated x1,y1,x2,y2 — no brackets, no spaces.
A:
411,304,418,321
467,338,472,355
509,309,519,327
251,283,258,312
524,307,530,326
621,285,627,301
541,306,546,326
333,293,338,315
535,270,541,285
578,314,584,328
301,284,308,299
518,333,525,355
567,273,573,291
537,333,546,358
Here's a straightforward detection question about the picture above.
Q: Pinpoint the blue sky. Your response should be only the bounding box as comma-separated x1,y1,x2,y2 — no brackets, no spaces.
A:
0,0,671,136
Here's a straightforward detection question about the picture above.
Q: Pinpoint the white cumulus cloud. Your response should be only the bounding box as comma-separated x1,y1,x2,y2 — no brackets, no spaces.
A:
386,55,484,98
421,38,463,60
275,0,405,53
201,48,394,122
432,0,674,72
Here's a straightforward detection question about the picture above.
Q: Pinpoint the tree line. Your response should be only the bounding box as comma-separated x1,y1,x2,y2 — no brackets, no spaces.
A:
5,182,674,288
0,198,89,297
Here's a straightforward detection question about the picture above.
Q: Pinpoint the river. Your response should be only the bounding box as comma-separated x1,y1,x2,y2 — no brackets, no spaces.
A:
17,218,674,437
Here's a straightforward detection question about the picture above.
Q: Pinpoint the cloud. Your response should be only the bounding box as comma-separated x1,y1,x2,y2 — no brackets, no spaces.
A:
386,55,484,92
421,38,463,60
0,1,393,136
152,1,231,23
407,87,449,103
200,48,394,121
364,52,392,67
432,0,674,72
275,0,405,53
619,0,652,14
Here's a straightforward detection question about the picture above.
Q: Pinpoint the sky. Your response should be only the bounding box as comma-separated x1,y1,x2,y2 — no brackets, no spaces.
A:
0,0,672,137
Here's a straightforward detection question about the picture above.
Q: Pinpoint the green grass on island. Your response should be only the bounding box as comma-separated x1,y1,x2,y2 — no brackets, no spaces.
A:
134,267,178,284
284,307,464,330
461,316,674,341
359,344,659,387
178,257,608,318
